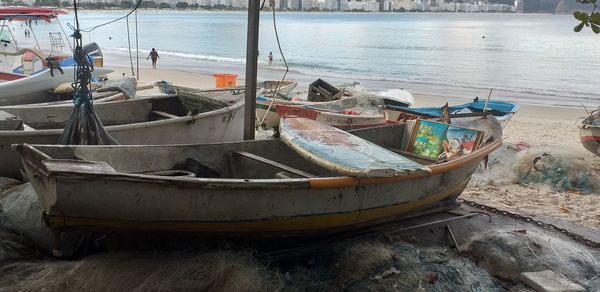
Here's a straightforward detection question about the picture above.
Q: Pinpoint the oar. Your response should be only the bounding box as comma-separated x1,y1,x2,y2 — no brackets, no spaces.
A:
483,89,493,112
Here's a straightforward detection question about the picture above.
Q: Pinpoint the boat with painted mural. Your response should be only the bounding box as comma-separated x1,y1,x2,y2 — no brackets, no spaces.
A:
578,109,600,156
0,86,245,179
383,99,520,129
15,116,501,234
0,8,111,105
274,89,415,130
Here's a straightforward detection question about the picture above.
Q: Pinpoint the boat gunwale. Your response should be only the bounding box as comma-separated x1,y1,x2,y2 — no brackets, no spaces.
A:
578,113,600,130
382,103,520,118
0,93,177,109
17,138,501,190
0,95,244,136
279,104,385,119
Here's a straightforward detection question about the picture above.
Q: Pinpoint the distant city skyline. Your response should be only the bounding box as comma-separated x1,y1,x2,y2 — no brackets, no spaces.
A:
0,0,517,13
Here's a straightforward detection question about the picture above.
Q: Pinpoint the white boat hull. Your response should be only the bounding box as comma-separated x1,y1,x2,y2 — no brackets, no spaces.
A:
0,67,113,106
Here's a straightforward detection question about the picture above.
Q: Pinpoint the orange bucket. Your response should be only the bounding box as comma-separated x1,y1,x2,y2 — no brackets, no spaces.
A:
214,73,238,88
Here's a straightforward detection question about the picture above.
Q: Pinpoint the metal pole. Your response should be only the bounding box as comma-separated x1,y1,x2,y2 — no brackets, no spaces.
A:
244,0,260,140
135,9,139,80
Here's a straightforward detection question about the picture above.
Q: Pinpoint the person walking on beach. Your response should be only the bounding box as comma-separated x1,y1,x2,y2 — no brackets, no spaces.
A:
268,52,273,65
147,48,160,69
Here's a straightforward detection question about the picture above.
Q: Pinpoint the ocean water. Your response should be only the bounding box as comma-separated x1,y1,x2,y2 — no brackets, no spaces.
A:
22,11,600,103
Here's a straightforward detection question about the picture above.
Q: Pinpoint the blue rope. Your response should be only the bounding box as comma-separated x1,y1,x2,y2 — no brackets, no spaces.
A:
69,4,94,107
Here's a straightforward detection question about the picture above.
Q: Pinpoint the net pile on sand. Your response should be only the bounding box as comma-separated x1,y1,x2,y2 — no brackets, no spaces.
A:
466,230,600,289
0,251,284,291
0,183,89,260
333,241,502,291
471,143,599,194
515,151,600,194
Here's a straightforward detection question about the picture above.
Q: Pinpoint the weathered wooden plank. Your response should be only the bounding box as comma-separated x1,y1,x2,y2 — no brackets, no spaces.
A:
232,151,316,178
152,110,179,119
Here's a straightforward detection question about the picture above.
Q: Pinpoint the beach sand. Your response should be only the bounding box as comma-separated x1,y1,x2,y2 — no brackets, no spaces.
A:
108,62,600,231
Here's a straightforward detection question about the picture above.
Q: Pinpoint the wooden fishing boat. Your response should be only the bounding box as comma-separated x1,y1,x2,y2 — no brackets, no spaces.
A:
578,109,600,156
256,82,374,129
260,80,297,95
0,87,245,178
256,82,414,129
383,100,519,129
15,116,501,235
275,90,415,130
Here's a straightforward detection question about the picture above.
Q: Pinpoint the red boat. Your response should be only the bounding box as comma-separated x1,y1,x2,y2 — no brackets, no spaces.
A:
578,109,600,156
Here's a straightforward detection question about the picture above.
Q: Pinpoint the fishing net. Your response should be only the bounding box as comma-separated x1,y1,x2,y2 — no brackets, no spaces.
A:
57,8,117,146
333,241,503,291
470,144,600,194
515,151,600,194
466,230,600,288
0,250,284,291
0,183,87,258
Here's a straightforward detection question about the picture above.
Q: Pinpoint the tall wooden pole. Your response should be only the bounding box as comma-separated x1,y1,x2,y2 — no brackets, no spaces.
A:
244,0,260,140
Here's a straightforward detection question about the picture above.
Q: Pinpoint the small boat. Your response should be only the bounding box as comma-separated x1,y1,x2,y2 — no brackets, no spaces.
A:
260,80,297,96
383,100,519,129
578,109,600,156
0,87,245,179
275,90,415,130
0,67,113,105
0,8,112,104
15,116,501,235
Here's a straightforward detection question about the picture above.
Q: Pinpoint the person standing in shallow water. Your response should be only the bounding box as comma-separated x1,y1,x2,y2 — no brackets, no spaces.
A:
147,48,159,69
268,52,273,65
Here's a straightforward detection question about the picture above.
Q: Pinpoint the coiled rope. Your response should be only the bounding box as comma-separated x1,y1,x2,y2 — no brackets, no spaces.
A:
57,0,117,145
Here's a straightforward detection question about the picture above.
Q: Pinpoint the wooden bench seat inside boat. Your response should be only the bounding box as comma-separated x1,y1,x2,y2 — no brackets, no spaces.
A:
141,158,220,178
230,151,317,178
44,160,118,174
152,110,179,119
0,110,23,130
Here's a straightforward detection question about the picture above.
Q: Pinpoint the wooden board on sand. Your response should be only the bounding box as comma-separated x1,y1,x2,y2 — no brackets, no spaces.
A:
279,117,431,178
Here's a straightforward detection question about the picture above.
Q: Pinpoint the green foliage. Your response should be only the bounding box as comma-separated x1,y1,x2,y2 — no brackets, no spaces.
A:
34,0,59,7
141,0,157,8
121,0,134,8
13,0,29,5
4,0,30,5
189,3,199,9
573,1,600,33
488,0,514,5
158,2,171,8
60,0,69,7
175,1,188,9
